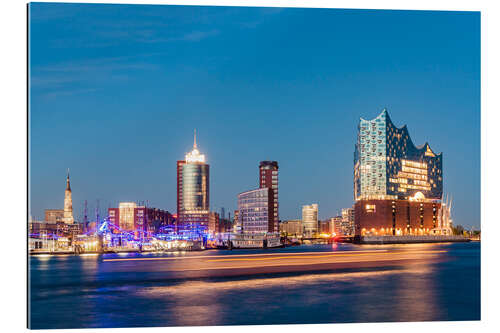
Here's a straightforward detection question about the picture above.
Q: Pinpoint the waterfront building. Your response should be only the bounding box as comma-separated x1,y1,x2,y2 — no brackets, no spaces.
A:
176,131,210,232
145,207,174,234
176,160,186,230
238,188,274,234
233,210,241,233
302,204,318,236
29,220,82,238
330,216,343,235
259,161,279,232
108,203,173,237
44,209,64,223
353,109,443,236
319,220,330,234
208,211,220,234
110,202,136,231
279,219,302,236
341,207,355,236
63,170,74,224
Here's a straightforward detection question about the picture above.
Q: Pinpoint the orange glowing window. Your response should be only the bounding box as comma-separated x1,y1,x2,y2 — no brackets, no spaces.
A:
365,204,376,213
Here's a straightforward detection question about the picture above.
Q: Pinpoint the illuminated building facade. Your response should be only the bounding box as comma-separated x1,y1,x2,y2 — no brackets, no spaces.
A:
44,209,64,223
108,203,173,237
208,211,220,234
233,210,240,233
330,216,343,235
353,109,443,236
177,131,210,232
341,207,355,236
302,204,318,236
319,220,330,234
238,188,274,234
63,170,74,224
29,220,82,238
259,161,279,232
279,219,302,236
176,160,186,229
115,202,136,231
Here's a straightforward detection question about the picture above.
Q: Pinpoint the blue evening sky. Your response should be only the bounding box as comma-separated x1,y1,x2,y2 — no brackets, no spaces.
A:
28,3,480,228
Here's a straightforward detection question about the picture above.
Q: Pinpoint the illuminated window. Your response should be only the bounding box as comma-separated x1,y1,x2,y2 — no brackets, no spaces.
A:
365,204,376,213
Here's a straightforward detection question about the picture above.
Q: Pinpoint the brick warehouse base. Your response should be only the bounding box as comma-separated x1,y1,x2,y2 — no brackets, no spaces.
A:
354,199,441,236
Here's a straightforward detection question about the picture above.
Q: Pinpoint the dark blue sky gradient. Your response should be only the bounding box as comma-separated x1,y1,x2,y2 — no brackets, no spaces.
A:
28,3,480,228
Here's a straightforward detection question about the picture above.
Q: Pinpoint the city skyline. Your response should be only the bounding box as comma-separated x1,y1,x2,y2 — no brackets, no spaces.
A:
29,3,480,228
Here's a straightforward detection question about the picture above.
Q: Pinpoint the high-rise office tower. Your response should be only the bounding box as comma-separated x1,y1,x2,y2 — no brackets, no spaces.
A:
177,130,210,232
238,188,274,234
302,204,318,236
259,161,278,232
354,109,443,236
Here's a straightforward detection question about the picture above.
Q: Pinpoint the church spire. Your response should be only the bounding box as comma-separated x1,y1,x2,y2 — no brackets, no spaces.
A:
63,168,74,224
66,168,71,191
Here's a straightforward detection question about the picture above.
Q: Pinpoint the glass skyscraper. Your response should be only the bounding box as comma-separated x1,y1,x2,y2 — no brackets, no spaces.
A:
182,163,209,212
177,131,210,232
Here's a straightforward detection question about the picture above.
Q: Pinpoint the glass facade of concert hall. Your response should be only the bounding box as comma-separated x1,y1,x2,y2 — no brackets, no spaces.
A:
354,109,443,201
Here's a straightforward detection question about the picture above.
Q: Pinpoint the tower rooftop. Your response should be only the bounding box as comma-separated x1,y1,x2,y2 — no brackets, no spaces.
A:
185,129,206,163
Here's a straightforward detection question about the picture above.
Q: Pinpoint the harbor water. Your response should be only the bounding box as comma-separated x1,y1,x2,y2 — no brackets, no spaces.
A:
28,242,480,329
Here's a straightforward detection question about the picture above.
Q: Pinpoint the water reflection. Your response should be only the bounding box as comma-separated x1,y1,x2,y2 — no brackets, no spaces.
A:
393,260,440,321
28,243,480,329
139,269,409,296
134,266,439,326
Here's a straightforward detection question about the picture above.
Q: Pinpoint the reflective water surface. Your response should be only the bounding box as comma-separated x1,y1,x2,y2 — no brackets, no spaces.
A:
29,242,480,329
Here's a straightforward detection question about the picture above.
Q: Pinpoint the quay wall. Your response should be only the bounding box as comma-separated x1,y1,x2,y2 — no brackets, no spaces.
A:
356,235,469,244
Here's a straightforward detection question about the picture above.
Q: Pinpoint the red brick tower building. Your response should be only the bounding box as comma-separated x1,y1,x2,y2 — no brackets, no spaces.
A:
259,161,279,232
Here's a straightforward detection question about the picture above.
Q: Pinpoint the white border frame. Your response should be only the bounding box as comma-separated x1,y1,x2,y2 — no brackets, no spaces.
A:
1,1,498,332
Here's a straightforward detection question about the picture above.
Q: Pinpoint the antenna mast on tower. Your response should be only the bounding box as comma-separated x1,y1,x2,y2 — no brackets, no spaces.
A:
84,200,88,225
96,199,100,229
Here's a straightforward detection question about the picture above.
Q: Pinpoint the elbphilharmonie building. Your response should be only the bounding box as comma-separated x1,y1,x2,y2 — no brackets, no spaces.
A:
353,109,447,236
